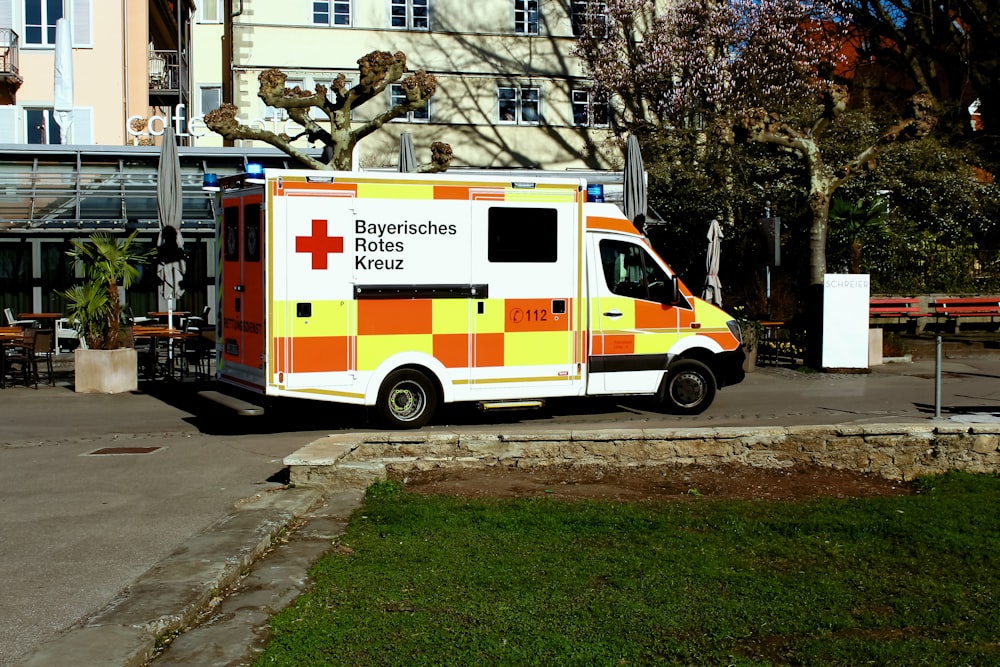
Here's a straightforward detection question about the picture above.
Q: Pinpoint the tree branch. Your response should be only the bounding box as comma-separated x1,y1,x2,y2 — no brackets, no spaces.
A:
203,104,329,169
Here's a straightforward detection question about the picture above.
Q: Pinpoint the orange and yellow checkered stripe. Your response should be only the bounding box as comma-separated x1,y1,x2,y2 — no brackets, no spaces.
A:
271,297,578,375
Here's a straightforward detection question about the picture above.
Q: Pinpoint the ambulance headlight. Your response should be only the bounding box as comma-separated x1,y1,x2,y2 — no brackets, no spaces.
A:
726,319,743,345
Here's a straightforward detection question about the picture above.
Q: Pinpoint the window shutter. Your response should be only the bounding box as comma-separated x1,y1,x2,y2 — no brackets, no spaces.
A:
71,0,92,48
0,0,13,31
72,107,92,144
0,106,18,142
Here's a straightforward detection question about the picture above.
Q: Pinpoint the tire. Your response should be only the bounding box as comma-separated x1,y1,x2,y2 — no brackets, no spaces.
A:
660,359,716,415
377,369,438,429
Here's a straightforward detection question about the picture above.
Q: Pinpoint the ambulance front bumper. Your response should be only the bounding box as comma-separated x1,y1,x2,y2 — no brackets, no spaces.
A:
715,348,746,388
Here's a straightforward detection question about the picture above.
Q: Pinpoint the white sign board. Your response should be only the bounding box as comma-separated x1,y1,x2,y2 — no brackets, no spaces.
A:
822,274,870,369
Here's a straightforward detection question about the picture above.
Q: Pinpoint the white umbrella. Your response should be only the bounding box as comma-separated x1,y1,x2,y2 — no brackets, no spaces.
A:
623,134,647,232
53,18,73,143
156,124,186,336
398,132,417,172
702,218,723,306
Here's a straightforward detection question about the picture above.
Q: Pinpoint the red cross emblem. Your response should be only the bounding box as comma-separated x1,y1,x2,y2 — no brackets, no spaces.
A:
295,219,343,269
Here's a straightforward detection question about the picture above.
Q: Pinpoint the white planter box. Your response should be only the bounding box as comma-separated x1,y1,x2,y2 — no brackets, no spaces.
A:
74,347,138,394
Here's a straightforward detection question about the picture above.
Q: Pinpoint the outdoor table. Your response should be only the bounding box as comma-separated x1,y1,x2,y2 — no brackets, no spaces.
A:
133,326,199,379
18,313,62,351
758,321,787,367
18,312,62,327
147,311,190,330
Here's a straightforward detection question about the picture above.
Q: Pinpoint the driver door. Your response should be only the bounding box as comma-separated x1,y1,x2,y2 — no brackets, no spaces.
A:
587,235,688,393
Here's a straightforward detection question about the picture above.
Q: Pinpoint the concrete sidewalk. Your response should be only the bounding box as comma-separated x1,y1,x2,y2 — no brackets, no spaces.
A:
4,352,1000,666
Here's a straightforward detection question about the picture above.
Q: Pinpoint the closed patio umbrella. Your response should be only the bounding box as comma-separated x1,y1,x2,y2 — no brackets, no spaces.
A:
53,18,73,143
702,218,723,306
623,134,647,233
398,132,417,173
156,124,185,335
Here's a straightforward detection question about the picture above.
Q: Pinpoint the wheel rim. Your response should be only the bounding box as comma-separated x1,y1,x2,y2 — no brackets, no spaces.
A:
388,380,426,422
670,370,707,409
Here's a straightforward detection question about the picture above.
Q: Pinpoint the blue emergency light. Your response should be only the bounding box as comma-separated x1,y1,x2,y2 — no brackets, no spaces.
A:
586,183,604,202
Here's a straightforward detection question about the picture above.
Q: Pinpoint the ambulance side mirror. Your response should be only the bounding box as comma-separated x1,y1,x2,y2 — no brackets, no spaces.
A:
647,275,681,305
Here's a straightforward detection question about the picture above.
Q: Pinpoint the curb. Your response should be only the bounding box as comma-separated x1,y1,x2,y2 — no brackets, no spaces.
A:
286,423,1000,489
18,487,326,667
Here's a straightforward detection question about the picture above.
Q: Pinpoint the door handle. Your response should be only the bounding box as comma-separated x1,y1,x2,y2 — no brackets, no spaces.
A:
603,310,623,318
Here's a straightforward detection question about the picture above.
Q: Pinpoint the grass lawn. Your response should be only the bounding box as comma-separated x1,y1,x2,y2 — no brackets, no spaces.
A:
254,472,1000,666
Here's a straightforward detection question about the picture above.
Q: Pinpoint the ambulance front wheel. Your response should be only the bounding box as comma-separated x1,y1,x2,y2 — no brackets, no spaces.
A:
660,359,716,415
377,369,438,429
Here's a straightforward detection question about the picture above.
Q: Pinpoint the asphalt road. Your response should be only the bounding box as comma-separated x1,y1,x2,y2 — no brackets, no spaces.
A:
4,354,1000,664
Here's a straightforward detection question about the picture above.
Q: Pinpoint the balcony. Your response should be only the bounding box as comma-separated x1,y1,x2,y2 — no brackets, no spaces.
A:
0,28,22,104
149,48,187,108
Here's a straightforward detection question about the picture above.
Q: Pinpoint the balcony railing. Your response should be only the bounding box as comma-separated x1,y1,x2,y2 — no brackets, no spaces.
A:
149,49,179,91
0,28,21,78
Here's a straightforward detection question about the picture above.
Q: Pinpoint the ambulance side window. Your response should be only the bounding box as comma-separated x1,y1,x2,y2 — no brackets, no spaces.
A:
245,203,261,262
487,207,557,262
223,207,240,261
599,239,670,302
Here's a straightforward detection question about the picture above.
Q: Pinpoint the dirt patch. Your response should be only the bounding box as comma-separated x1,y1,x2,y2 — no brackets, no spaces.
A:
392,464,914,502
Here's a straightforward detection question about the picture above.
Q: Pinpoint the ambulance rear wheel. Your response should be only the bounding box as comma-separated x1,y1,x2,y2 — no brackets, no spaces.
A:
378,369,438,429
661,359,716,415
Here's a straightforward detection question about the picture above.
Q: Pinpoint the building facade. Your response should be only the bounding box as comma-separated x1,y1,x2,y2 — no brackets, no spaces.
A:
182,0,619,170
0,0,621,323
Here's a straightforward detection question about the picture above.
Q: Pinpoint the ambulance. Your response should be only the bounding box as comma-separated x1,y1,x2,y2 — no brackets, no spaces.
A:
215,169,745,428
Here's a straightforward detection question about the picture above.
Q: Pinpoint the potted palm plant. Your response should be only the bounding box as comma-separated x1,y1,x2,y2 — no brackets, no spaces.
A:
62,231,153,393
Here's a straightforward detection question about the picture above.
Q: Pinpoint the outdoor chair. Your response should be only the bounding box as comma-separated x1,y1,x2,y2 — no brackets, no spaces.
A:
183,305,211,331
4,307,35,328
55,317,79,352
122,325,155,379
180,321,212,380
6,329,53,387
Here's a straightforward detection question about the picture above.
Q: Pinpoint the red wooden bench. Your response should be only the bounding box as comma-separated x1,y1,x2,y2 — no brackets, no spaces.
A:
869,297,927,333
929,296,1000,332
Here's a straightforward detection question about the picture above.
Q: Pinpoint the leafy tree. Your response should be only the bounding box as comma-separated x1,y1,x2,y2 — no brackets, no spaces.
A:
836,135,1000,292
832,0,997,151
827,195,889,273
63,232,153,350
204,50,453,172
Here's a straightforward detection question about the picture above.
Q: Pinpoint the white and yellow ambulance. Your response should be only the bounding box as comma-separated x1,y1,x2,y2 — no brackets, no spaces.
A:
216,169,745,428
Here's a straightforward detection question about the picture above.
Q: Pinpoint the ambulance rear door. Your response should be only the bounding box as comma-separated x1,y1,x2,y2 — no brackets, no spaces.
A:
219,189,266,391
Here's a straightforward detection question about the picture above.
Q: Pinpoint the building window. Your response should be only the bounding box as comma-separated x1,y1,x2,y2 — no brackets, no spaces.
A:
198,0,223,23
310,75,355,119
571,1,608,37
198,85,222,115
391,0,429,30
498,86,540,124
514,0,538,35
25,108,61,144
313,1,351,26
571,89,609,127
390,84,430,122
24,0,62,45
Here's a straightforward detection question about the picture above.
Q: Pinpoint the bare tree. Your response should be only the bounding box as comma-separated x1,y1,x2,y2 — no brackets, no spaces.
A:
204,50,453,172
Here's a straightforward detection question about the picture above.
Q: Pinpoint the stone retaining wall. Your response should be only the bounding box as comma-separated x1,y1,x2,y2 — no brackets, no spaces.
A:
286,423,1000,491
